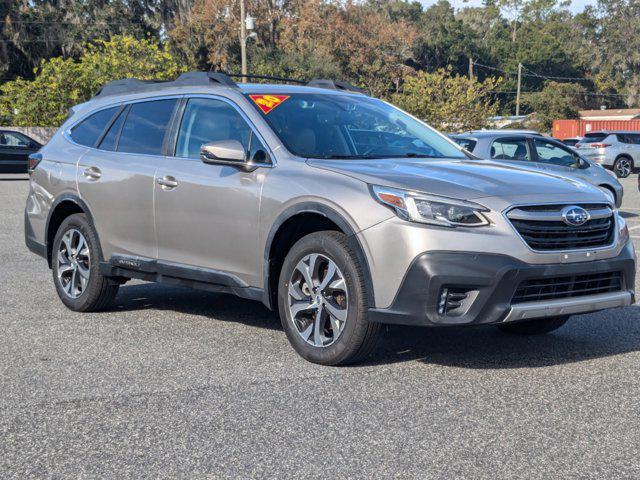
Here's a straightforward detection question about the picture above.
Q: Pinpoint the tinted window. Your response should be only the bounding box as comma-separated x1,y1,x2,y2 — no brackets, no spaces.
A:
533,139,577,167
583,132,608,143
70,107,119,147
628,134,640,145
490,138,531,161
245,93,466,160
99,108,127,151
452,137,477,151
118,99,176,155
175,98,266,160
0,131,31,147
561,139,579,146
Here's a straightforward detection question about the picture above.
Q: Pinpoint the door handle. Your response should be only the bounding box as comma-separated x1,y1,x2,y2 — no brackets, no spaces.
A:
157,175,178,189
83,166,102,180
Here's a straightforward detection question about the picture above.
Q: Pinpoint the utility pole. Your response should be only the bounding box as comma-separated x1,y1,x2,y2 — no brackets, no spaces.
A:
468,58,474,83
240,0,247,82
515,62,522,116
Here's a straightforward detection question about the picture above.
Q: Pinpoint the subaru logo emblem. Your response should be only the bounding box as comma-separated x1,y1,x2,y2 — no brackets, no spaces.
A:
561,206,590,226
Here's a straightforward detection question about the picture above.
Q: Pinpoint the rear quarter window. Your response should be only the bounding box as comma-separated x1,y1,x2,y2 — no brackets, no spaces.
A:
69,107,120,147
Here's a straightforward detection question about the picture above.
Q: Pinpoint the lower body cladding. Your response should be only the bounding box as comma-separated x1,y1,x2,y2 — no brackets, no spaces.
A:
368,241,636,326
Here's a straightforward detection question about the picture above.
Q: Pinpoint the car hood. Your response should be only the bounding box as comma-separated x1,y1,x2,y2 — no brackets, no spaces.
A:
307,158,601,200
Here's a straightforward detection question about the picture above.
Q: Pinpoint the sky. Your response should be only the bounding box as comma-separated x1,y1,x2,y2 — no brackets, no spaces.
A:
419,0,597,13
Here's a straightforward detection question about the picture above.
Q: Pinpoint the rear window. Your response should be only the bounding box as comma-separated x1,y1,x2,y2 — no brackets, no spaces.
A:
117,99,177,155
70,107,119,147
451,137,477,151
582,133,608,143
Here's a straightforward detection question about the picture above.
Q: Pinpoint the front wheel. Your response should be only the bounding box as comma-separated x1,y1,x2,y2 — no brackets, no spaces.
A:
613,156,633,178
496,316,569,335
278,231,381,365
52,213,119,312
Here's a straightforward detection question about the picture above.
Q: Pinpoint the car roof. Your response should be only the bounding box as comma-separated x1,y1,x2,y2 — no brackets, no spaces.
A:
452,130,543,139
93,72,365,100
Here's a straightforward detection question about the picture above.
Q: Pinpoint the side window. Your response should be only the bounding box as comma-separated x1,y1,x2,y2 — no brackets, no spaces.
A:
0,132,31,147
175,98,267,161
616,134,630,144
117,99,177,155
452,138,477,151
490,138,531,161
99,107,127,152
70,107,119,147
629,134,640,145
533,139,577,167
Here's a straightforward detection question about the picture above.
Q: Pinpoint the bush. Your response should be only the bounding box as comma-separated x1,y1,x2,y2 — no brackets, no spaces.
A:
0,36,185,126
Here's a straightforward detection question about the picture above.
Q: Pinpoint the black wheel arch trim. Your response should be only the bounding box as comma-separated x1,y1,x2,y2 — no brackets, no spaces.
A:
45,193,103,267
262,202,375,310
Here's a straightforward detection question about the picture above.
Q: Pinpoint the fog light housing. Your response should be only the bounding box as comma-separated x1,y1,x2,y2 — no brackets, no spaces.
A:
438,287,475,316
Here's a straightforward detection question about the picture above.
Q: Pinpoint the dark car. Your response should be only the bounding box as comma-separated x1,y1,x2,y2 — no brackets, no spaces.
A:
0,130,42,173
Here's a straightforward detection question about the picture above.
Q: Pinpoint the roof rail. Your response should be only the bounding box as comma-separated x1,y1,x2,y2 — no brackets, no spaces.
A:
92,71,366,98
306,79,365,94
225,73,306,84
93,71,238,98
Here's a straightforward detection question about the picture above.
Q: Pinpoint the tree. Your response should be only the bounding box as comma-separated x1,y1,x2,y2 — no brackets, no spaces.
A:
522,81,586,130
0,35,184,126
392,67,502,131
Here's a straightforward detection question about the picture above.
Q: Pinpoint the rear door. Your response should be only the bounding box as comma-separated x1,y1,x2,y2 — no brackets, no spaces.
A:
76,98,178,260
154,96,271,286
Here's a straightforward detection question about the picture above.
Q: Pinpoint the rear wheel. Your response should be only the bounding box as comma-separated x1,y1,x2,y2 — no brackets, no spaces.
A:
278,231,380,365
52,213,119,311
613,156,633,178
496,316,569,335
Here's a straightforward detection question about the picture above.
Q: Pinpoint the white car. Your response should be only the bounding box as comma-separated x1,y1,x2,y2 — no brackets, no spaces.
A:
575,131,640,178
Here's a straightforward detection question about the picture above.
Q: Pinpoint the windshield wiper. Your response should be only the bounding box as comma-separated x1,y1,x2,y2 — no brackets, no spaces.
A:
324,154,382,159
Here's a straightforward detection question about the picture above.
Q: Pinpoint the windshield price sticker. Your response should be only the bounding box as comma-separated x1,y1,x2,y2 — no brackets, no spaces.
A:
250,94,289,114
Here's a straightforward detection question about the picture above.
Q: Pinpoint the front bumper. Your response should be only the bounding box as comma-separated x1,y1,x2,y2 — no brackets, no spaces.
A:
368,240,635,326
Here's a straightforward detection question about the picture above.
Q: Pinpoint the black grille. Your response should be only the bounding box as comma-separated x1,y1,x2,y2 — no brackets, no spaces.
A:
509,205,615,250
512,271,622,304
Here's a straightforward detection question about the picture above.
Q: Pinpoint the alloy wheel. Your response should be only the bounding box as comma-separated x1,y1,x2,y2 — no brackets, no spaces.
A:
615,158,632,177
57,228,91,299
287,253,348,347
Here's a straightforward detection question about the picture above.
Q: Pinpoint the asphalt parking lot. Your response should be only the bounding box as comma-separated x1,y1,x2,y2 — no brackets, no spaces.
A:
2,173,640,479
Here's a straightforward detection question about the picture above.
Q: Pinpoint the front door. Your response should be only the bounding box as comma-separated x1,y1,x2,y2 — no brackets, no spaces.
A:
154,96,271,287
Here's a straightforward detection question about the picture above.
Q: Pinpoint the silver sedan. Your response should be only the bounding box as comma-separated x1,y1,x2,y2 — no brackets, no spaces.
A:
450,131,624,208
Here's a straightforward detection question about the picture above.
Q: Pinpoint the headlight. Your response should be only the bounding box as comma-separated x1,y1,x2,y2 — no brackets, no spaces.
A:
617,211,629,243
371,185,489,227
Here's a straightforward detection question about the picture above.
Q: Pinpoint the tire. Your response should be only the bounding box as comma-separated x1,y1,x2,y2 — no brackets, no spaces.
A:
51,213,119,312
496,316,569,335
277,231,381,365
613,156,633,178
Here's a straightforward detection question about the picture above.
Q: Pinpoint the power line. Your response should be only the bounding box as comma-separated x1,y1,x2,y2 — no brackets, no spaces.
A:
492,90,639,98
520,65,592,82
473,61,592,82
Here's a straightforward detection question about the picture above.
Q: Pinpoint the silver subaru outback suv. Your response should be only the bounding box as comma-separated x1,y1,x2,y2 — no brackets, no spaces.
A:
25,72,636,365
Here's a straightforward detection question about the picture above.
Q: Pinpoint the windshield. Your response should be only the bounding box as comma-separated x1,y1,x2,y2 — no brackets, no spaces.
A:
245,93,467,160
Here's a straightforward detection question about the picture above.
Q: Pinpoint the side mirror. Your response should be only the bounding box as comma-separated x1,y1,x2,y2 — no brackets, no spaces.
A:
201,140,246,164
200,140,268,172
